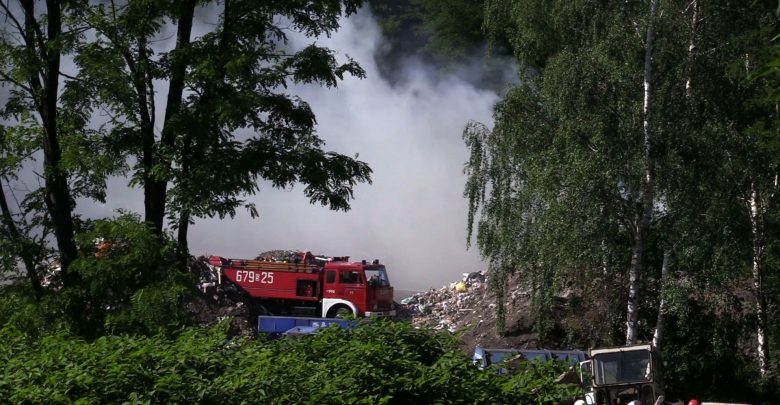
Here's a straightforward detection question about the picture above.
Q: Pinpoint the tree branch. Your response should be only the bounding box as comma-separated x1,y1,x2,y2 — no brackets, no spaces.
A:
0,1,27,44
0,70,34,94
139,41,155,129
58,70,82,82
18,0,47,75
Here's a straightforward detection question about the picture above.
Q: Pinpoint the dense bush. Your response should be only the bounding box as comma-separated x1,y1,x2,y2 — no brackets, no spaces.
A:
0,319,579,404
0,285,51,337
69,214,194,337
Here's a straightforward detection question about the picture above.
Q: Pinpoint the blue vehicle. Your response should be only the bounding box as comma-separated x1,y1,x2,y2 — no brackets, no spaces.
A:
257,315,358,337
473,346,588,374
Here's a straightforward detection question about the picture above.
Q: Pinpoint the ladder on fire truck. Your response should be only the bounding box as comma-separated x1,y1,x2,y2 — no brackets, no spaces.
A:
208,256,319,273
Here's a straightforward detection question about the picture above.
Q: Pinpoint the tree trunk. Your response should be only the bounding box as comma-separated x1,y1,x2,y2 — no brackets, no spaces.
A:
626,0,659,345
176,128,193,263
0,178,42,296
177,209,190,254
145,0,196,235
20,0,79,285
684,0,698,98
748,183,768,377
134,33,161,232
626,223,645,345
741,51,771,378
176,0,225,256
652,250,670,349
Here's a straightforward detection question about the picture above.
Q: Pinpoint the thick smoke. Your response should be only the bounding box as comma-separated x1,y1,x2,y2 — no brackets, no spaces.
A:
185,11,501,290
5,7,506,291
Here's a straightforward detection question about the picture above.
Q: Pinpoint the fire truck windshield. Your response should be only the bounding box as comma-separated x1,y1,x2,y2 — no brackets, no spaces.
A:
592,350,652,385
365,267,390,287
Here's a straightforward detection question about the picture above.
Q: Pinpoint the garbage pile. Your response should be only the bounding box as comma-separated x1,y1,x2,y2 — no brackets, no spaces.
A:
185,256,254,337
398,271,489,333
396,270,543,354
256,250,345,266
255,250,308,262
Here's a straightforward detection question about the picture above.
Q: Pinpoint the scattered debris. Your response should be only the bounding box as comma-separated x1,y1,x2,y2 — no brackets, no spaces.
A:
398,270,545,354
185,256,254,338
397,270,488,333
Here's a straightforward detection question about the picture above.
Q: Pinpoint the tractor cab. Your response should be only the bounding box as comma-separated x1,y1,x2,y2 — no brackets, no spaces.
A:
580,344,664,405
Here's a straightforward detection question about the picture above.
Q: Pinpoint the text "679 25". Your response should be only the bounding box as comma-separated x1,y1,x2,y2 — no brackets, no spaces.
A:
235,270,274,284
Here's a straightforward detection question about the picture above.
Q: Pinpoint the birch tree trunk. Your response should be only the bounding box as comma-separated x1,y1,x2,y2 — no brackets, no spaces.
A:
748,183,768,377
742,52,771,378
684,0,698,98
652,250,671,349
626,0,659,345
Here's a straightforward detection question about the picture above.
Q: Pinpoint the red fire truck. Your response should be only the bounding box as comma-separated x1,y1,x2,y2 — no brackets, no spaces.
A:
207,251,395,318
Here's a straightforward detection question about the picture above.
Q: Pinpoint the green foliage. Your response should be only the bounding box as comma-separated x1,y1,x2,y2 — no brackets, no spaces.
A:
658,293,752,400
0,285,48,337
497,360,581,404
68,213,193,336
0,322,230,404
0,114,49,289
469,0,780,398
415,0,487,63
106,281,190,336
0,319,580,404
368,0,513,89
1,1,127,284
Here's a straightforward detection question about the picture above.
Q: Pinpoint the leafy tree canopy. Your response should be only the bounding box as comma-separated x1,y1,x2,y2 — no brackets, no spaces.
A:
467,0,780,397
0,0,373,285
368,0,513,89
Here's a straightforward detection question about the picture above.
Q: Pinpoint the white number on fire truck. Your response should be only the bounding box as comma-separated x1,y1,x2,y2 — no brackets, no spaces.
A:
236,271,274,284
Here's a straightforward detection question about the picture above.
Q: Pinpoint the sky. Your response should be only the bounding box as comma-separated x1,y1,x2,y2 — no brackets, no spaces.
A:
2,6,507,291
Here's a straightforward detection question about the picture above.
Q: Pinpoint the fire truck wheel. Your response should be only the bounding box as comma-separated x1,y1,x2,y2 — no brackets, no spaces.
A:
333,306,353,318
